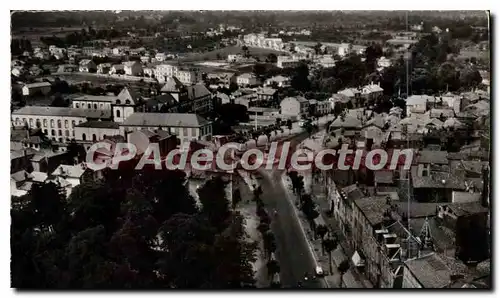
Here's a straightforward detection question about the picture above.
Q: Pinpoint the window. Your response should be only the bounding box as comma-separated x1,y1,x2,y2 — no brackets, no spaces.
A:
43,129,48,134
82,133,86,141
116,110,121,118
51,129,55,136
35,119,41,128
72,131,75,137
64,120,68,128
92,134,97,141
15,118,19,125
76,103,80,108
50,119,54,128
22,118,26,125
183,128,188,136
65,130,69,137
57,120,62,128
87,104,91,109
125,99,131,104
58,130,62,136
43,119,47,127
116,99,121,105
71,120,76,128
103,134,107,139
93,103,97,109
191,128,196,136
100,103,104,109
58,138,63,143
29,119,33,127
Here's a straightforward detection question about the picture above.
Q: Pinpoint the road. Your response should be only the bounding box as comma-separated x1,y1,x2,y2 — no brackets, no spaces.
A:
254,130,329,288
257,168,327,288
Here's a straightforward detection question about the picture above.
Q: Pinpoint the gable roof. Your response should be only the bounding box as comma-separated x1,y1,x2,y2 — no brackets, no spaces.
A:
330,115,362,129
417,150,448,165
116,87,142,105
51,164,85,178
187,84,211,100
161,76,185,92
405,253,453,288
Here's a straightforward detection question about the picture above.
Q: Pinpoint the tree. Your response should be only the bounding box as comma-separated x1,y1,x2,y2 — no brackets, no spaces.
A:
337,259,350,288
266,259,280,278
262,231,275,257
323,237,338,276
286,119,293,132
197,176,231,232
266,53,277,63
51,93,69,107
252,63,267,79
231,188,241,210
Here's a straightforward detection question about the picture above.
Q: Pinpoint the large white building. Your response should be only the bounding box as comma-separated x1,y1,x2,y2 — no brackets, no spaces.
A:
72,95,115,110
11,106,112,143
120,113,212,150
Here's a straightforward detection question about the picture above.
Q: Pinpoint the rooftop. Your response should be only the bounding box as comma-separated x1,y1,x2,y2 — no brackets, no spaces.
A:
121,113,210,128
73,95,116,102
405,253,456,288
354,196,390,227
417,150,449,165
75,121,120,129
12,106,112,119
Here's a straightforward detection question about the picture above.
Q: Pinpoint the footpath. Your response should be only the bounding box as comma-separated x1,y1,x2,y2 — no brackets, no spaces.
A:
294,130,373,288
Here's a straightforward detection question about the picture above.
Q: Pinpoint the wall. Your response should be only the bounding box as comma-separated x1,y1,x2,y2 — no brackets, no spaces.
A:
12,114,86,143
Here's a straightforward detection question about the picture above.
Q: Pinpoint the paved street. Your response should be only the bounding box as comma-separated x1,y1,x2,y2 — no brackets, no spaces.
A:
257,168,327,288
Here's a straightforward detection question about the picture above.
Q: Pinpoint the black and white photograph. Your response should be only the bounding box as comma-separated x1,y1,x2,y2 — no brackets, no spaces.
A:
8,9,492,290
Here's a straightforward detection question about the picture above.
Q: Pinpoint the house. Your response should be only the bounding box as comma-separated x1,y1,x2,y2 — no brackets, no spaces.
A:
155,52,167,62
308,99,330,116
362,82,384,101
377,57,392,70
127,129,178,157
207,72,238,87
22,82,52,96
140,55,151,63
406,95,434,116
256,88,277,103
74,121,121,149
109,64,125,75
176,69,202,85
78,59,97,73
403,253,460,288
120,113,212,150
411,166,466,202
72,95,115,110
227,54,244,63
154,64,179,83
265,75,291,88
277,55,301,68
429,108,455,119
97,63,112,74
145,93,178,112
248,107,280,122
112,87,145,123
338,88,362,105
12,106,112,144
328,93,353,112
123,61,143,76
436,201,489,263
57,64,78,73
280,96,310,119
237,73,259,87
49,164,93,197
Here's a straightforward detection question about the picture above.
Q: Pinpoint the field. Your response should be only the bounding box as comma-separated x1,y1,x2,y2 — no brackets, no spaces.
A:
179,46,288,62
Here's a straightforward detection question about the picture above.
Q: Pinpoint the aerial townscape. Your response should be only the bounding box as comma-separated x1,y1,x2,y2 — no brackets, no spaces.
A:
10,10,491,289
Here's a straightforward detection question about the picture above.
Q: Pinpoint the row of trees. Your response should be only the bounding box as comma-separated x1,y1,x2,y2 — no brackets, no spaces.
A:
287,170,350,287
12,164,259,288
